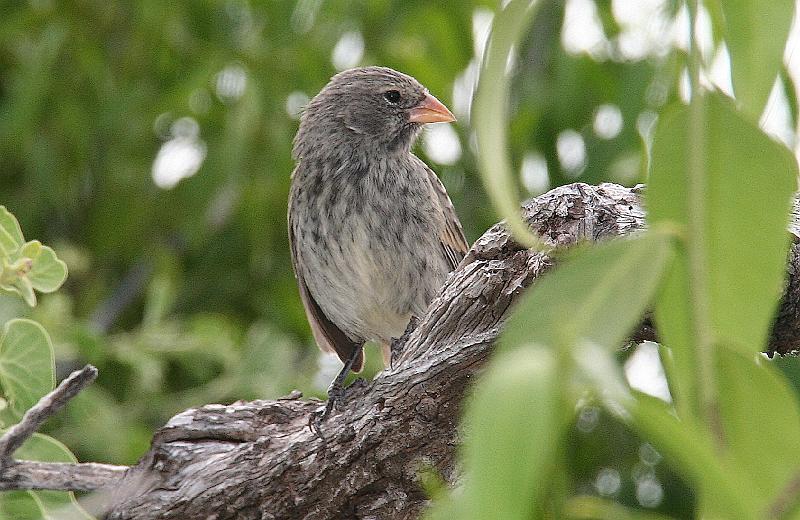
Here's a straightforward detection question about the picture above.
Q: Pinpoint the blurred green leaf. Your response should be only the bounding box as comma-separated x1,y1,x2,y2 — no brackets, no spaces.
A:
0,491,41,520
12,433,93,519
721,0,794,119
473,0,548,250
564,495,678,520
629,394,760,519
703,0,726,49
502,232,673,352
648,94,797,407
0,319,55,420
142,259,177,329
453,349,562,520
715,350,800,516
781,65,799,130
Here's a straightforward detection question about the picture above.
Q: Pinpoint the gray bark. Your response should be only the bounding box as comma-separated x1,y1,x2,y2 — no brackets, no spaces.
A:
3,182,799,519
106,183,644,520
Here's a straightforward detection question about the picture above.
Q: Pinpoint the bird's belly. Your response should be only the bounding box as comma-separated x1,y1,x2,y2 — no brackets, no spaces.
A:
302,215,446,344
343,259,415,341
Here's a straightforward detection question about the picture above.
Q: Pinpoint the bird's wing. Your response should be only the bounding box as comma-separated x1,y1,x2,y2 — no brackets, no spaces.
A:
288,180,364,372
423,164,469,270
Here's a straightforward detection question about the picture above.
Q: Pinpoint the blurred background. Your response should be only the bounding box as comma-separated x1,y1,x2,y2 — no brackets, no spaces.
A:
3,0,800,516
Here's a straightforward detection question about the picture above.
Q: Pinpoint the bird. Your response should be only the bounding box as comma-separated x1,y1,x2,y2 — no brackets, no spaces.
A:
288,66,468,425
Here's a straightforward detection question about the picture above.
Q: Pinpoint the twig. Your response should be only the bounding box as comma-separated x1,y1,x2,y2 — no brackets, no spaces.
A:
0,460,128,491
0,364,129,493
0,365,98,466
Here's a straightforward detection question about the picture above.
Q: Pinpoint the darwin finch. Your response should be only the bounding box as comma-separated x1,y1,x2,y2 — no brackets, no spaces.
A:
288,66,468,422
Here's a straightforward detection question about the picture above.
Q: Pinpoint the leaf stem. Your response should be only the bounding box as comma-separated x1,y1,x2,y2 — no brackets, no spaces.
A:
686,0,720,444
473,0,550,252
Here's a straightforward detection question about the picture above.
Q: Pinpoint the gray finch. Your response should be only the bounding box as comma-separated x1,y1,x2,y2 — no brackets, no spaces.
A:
288,67,468,408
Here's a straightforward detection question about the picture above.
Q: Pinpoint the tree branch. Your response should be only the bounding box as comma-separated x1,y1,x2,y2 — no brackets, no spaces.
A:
1,183,798,519
0,365,98,466
0,364,129,495
0,461,127,492
98,183,800,519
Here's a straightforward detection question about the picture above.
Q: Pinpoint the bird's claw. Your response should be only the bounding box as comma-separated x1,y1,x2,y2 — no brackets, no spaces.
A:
308,381,345,439
308,406,330,440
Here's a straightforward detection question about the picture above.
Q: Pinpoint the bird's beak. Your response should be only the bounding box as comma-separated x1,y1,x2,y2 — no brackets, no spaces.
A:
408,93,456,124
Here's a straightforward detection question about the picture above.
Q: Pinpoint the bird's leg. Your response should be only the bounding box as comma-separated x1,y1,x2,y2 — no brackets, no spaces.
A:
310,345,363,437
323,347,362,417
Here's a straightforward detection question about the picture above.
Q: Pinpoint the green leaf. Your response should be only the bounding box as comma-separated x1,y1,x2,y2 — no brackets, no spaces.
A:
715,351,800,516
473,0,549,250
502,232,673,352
782,65,799,129
14,433,93,519
0,228,20,260
0,207,67,306
0,270,37,307
703,0,726,49
25,242,68,293
721,0,794,119
458,349,562,520
0,241,68,306
629,394,760,519
0,207,25,257
0,433,94,519
564,495,678,520
0,319,55,419
0,491,42,520
648,94,797,406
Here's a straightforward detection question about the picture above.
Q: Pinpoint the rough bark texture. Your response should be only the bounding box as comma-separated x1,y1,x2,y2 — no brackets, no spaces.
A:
5,182,800,519
104,183,645,520
0,461,127,492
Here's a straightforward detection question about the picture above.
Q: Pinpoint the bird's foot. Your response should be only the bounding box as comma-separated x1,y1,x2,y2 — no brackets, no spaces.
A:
308,345,363,439
308,403,333,440
308,379,346,439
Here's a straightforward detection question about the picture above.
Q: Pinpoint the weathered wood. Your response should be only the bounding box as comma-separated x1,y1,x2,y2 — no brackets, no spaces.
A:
0,461,127,492
96,183,800,518
2,182,799,519
101,184,653,519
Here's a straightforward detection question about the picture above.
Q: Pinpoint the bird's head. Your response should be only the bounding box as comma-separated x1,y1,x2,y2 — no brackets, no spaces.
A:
294,66,455,159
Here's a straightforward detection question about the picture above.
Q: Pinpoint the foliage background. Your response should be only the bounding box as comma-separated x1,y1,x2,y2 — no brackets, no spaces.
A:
2,0,798,517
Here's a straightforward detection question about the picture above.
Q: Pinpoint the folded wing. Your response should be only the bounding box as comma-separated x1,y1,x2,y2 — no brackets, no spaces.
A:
288,186,364,372
424,165,469,270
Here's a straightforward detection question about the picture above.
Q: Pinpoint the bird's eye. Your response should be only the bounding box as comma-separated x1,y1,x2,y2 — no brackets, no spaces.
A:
383,90,401,104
